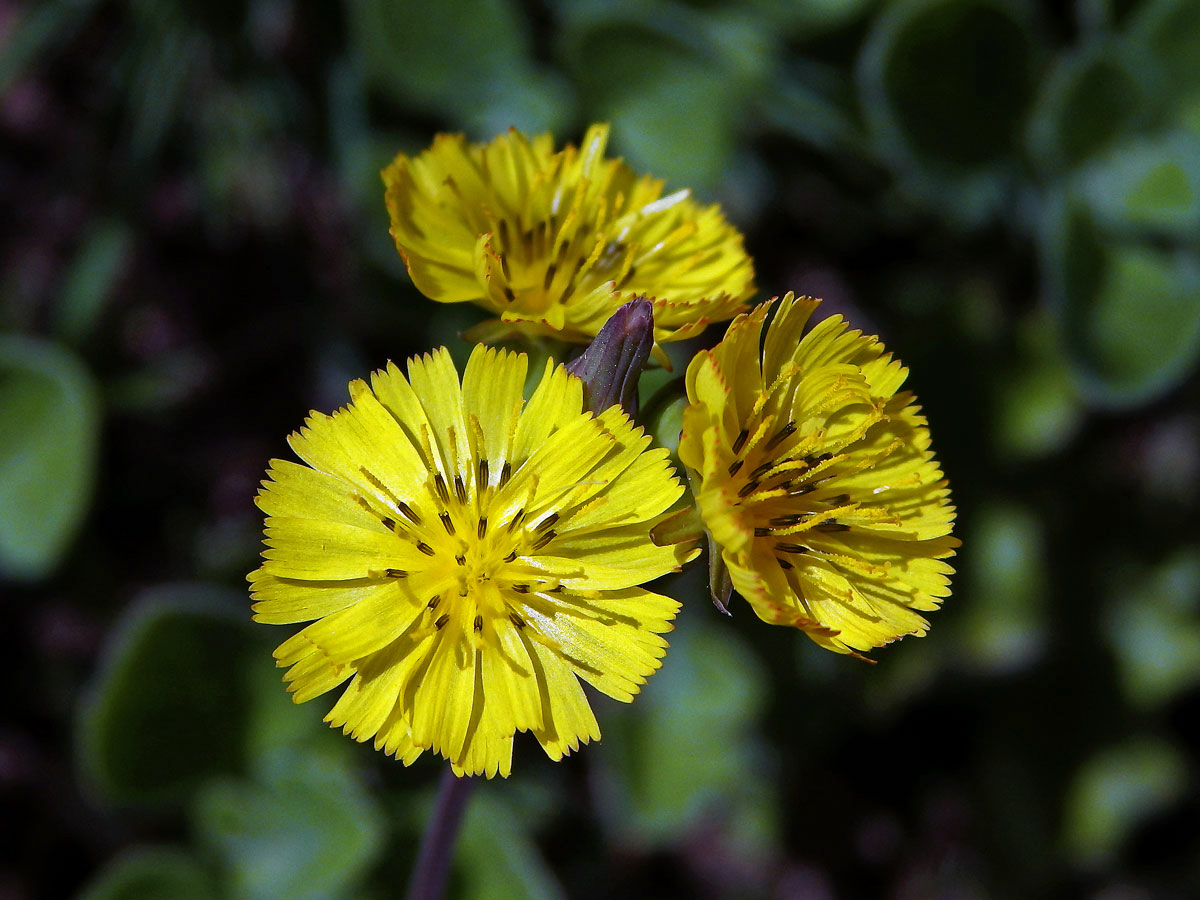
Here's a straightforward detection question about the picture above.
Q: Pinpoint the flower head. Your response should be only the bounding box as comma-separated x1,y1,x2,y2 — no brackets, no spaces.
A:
250,345,695,777
678,293,958,656
382,124,755,353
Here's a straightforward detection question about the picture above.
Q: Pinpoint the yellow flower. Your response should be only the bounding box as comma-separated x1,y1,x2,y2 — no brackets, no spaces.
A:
382,124,755,354
678,293,958,656
249,345,695,777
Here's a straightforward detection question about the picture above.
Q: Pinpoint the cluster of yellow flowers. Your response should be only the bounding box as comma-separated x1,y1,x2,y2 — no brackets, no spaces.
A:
249,125,958,778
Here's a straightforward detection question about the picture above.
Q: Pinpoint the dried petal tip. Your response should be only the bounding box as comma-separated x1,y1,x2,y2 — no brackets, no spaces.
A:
566,298,654,417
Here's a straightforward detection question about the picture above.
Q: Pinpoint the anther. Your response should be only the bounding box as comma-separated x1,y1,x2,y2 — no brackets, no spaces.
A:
380,517,397,531
775,542,809,554
727,459,744,476
749,461,775,481
384,568,408,578
816,521,850,532
536,512,559,532
512,584,530,594
439,512,455,535
765,421,797,451
754,527,771,537
778,558,794,569
434,473,449,503
825,494,850,506
416,541,436,556
454,475,467,504
503,550,518,563
532,529,556,550
731,429,749,454
397,501,422,524
503,286,516,303
769,514,808,527
455,554,466,566
499,461,512,488
434,614,450,630
737,480,760,498
478,458,489,487
477,517,488,538
473,615,483,633
509,613,526,629
427,595,441,610
508,509,525,531
543,262,557,291
548,584,564,593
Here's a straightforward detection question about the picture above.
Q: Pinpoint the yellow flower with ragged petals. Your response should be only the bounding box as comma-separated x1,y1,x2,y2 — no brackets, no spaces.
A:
382,124,755,355
678,293,958,656
250,345,696,777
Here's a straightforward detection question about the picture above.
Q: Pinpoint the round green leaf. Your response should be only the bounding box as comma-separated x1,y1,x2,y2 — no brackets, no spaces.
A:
0,334,100,581
1026,41,1152,171
76,585,256,805
1045,200,1200,406
1063,737,1187,866
195,755,385,900
859,0,1037,173
76,848,216,900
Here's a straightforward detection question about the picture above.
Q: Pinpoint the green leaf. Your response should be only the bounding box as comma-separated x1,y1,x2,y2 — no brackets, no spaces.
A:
347,0,568,134
1104,550,1200,709
0,335,100,581
54,219,134,345
1026,42,1152,170
76,848,217,900
456,791,566,900
1075,131,1200,240
76,585,255,805
1045,199,1200,406
959,503,1047,673
195,754,386,900
1128,0,1200,108
1063,737,1187,866
599,621,776,848
994,313,1084,459
859,0,1037,172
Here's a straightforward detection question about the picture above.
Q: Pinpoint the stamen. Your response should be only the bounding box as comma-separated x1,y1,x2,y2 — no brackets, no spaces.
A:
503,286,516,303
775,542,809,554
769,514,808,527
416,541,436,556
754,527,771,537
508,508,526,531
532,529,556,550
543,262,557,291
434,473,449,504
748,461,775,481
778,558,794,569
397,501,422,525
434,614,450,630
765,421,797,451
499,461,512,488
512,584,530,594
738,480,760,498
380,517,397,531
509,612,526,629
825,494,850,506
439,512,455,535
732,429,749,454
455,554,466,566
473,615,483,633
477,516,488,538
816,521,850,532
727,459,744,476
454,474,467,504
536,512,559,532
478,458,489,487
503,550,518,563
384,568,408,578
427,595,441,610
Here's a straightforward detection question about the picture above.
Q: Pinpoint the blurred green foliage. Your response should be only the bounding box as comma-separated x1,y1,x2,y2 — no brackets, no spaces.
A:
3,0,1199,897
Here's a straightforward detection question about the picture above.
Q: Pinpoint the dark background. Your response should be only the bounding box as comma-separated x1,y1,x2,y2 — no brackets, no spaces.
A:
3,0,1200,898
